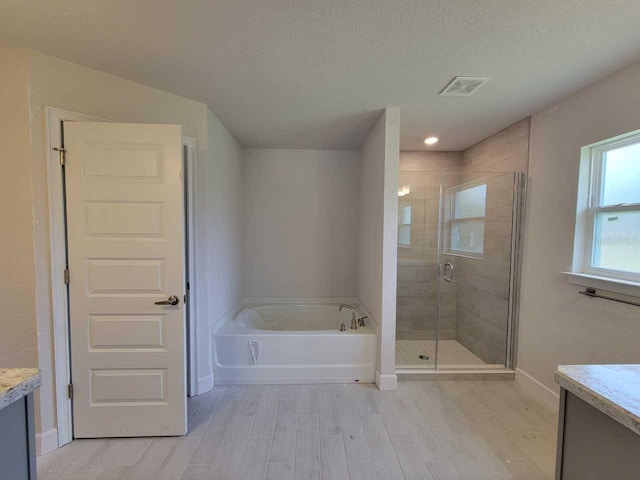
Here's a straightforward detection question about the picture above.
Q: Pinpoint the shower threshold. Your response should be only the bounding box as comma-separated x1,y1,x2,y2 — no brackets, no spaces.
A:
395,368,515,380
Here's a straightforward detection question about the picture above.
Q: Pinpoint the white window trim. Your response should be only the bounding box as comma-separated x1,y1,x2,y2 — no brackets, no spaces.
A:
444,177,487,258
569,129,640,297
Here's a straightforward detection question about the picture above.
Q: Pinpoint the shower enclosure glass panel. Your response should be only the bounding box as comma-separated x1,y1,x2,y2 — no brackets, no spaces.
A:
395,171,525,370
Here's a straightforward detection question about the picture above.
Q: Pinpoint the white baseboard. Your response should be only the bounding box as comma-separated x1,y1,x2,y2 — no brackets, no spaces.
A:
515,367,560,412
196,371,214,395
36,428,58,456
376,370,397,391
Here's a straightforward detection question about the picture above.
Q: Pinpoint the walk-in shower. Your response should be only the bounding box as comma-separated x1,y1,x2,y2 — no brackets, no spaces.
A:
395,162,526,371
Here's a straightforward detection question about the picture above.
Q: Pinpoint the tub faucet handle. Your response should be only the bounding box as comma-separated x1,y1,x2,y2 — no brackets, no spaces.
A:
338,322,346,332
357,316,368,327
338,304,357,329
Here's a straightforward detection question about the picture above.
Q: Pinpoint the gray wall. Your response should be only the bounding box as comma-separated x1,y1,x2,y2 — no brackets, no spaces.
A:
519,60,640,395
242,148,360,298
396,152,461,340
0,50,39,372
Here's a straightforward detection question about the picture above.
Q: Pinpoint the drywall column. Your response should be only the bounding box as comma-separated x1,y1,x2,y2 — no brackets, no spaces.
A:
358,108,400,390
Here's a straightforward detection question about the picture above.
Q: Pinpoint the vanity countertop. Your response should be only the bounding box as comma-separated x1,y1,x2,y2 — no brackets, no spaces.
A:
0,368,41,411
555,364,640,436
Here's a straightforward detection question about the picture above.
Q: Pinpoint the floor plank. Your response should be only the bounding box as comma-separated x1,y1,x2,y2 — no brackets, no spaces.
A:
336,397,372,463
427,461,461,480
180,465,212,480
124,437,177,480
153,437,201,480
251,385,281,438
317,384,341,436
209,415,254,480
294,415,321,480
298,385,319,415
269,400,298,464
265,463,293,480
37,380,558,480
189,396,238,465
319,435,349,480
361,414,405,480
237,437,271,480
186,388,226,438
96,466,130,480
390,433,435,480
346,462,377,480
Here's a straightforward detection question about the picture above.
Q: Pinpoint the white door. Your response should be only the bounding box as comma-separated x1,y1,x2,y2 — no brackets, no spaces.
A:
65,122,187,437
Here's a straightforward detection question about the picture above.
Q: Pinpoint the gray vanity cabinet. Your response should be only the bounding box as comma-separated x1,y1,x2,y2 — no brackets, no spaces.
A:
0,392,37,479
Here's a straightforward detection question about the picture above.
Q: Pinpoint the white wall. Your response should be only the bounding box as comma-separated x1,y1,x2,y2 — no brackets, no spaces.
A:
207,109,243,330
243,148,360,298
358,108,400,389
0,49,38,372
0,47,243,437
519,60,640,399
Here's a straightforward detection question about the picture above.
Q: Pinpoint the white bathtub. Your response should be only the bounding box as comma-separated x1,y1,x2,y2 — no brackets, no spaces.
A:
213,304,377,385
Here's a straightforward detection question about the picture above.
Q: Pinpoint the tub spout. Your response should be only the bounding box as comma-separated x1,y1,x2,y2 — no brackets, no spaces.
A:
339,304,357,330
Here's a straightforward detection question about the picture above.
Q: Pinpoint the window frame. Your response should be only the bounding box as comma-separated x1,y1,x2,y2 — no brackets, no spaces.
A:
398,203,411,248
444,178,487,258
582,133,640,284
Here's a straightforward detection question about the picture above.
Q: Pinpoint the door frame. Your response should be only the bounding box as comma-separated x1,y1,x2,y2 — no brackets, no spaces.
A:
45,107,199,448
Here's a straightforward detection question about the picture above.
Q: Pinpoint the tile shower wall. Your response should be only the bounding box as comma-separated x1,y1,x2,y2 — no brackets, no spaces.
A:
396,152,461,340
455,118,530,364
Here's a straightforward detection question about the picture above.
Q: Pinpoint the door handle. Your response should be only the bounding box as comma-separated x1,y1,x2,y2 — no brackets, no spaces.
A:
155,295,180,306
443,262,454,282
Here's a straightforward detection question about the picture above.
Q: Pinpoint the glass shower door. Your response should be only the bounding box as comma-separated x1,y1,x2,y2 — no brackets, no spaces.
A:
434,172,525,370
395,172,441,369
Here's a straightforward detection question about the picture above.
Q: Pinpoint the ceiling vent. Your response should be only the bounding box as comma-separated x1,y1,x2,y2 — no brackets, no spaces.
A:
439,76,490,96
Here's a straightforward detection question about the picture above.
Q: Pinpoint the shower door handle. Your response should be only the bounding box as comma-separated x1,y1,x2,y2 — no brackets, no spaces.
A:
443,262,454,282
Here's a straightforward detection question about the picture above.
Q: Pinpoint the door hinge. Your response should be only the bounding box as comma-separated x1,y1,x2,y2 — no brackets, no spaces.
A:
67,383,73,400
64,268,70,285
53,147,66,166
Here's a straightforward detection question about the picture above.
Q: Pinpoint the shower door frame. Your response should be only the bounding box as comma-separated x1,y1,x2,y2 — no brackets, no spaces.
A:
430,171,527,372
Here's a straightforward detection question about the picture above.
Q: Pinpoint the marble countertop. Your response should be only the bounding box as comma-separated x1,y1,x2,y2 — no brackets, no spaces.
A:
555,364,640,436
0,368,41,411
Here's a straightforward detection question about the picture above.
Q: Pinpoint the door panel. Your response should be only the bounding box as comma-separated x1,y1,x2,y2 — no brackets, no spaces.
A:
65,122,186,437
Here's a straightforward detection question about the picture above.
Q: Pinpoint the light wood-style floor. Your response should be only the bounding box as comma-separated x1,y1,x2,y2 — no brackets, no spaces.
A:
37,380,558,480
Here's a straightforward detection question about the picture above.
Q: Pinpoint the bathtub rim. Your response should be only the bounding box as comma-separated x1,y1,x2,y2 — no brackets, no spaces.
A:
222,300,378,335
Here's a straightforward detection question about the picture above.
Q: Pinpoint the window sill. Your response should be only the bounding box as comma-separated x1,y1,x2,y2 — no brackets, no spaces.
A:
563,272,640,299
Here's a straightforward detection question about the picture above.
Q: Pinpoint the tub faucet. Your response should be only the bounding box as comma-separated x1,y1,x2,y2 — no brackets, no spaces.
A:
339,304,357,330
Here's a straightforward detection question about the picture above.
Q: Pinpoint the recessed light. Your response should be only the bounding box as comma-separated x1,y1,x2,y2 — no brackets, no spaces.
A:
424,137,439,145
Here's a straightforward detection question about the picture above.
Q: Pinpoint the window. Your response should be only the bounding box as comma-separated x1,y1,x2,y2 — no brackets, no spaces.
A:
446,180,487,256
398,205,411,247
398,204,411,247
578,132,640,284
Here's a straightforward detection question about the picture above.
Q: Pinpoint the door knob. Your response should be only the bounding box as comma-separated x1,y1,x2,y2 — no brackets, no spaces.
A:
155,295,180,306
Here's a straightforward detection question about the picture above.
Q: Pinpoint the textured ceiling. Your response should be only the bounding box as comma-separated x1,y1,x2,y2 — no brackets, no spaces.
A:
2,1,640,151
